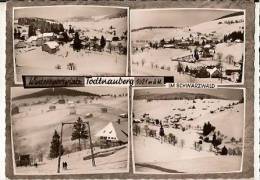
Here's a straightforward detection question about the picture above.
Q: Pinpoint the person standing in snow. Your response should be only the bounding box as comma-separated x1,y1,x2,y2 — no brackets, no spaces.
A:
159,122,165,144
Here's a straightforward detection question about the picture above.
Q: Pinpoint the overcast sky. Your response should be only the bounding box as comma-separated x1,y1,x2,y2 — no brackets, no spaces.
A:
134,88,244,100
14,6,127,21
11,87,128,98
131,9,242,29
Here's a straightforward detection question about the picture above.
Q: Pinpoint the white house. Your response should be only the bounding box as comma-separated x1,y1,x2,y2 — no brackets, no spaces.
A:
95,121,128,144
42,41,59,54
207,67,222,78
26,36,38,46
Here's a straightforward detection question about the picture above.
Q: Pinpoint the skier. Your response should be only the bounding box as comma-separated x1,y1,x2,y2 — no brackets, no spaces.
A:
159,123,165,144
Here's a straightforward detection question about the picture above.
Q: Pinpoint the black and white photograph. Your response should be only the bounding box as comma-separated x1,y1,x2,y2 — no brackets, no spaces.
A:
130,9,245,84
11,86,129,174
13,6,128,83
132,87,245,174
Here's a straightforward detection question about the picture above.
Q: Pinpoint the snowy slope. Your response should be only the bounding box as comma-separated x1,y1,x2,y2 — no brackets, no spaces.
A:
15,145,128,174
191,15,244,38
131,15,244,42
12,96,128,155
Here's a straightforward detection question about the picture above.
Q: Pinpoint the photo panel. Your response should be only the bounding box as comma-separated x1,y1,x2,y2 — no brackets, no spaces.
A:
10,86,129,175
132,87,245,174
130,8,245,85
13,5,129,84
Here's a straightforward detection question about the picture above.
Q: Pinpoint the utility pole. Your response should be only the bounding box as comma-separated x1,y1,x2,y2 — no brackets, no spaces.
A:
57,120,96,173
57,123,64,173
87,121,96,167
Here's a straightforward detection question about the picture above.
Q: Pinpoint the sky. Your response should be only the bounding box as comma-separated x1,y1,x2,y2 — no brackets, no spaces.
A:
11,87,128,98
131,9,242,29
134,88,244,100
14,6,127,21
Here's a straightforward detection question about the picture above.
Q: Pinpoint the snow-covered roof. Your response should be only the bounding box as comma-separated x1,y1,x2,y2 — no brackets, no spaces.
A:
164,44,175,48
95,121,128,142
204,44,211,48
43,41,59,49
26,36,38,42
43,32,55,37
207,67,220,75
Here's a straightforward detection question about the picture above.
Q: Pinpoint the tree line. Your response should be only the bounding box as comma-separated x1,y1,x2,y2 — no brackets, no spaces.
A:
17,17,64,37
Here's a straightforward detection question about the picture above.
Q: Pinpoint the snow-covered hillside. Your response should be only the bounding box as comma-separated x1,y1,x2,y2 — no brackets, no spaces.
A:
12,96,128,156
131,15,244,42
133,98,244,173
63,16,127,39
191,15,244,39
15,145,128,174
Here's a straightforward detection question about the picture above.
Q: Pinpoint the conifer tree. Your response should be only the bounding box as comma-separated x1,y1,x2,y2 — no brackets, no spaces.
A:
49,130,63,159
71,117,88,151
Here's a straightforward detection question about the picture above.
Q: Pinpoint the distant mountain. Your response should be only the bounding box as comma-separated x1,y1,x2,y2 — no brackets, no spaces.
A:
215,11,244,20
17,17,59,24
132,26,178,32
63,16,93,22
134,92,226,101
13,88,100,100
64,10,127,22
106,10,127,19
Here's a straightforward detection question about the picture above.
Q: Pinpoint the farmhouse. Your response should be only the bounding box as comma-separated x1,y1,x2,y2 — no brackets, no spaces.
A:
95,121,128,148
41,32,57,41
26,36,38,46
42,41,59,54
15,154,32,167
163,44,175,48
207,67,222,78
14,40,27,49
11,106,19,115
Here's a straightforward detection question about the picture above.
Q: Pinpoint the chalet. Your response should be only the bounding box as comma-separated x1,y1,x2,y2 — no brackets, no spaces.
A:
15,154,32,167
225,69,241,76
207,67,222,78
49,105,56,111
163,44,175,48
36,37,44,46
15,25,29,40
42,41,59,54
14,40,27,49
41,32,56,41
100,107,108,113
11,106,19,115
235,39,242,43
95,121,128,148
26,36,38,46
58,99,66,104
69,105,76,115
112,36,120,41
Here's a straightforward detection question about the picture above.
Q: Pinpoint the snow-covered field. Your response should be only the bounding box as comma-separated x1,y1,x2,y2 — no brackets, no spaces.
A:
131,14,244,84
131,15,244,43
15,145,128,174
134,136,241,174
14,15,128,83
15,44,126,83
12,95,129,174
133,99,244,173
131,47,241,84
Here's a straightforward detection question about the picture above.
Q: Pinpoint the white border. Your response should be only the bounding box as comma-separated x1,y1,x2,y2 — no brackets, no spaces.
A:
10,86,130,175
0,2,6,179
129,8,246,86
12,5,130,84
254,3,259,180
131,86,246,175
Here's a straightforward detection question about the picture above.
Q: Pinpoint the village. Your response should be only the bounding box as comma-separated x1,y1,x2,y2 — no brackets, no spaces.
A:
11,87,129,174
131,10,244,84
14,6,128,83
132,88,244,173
